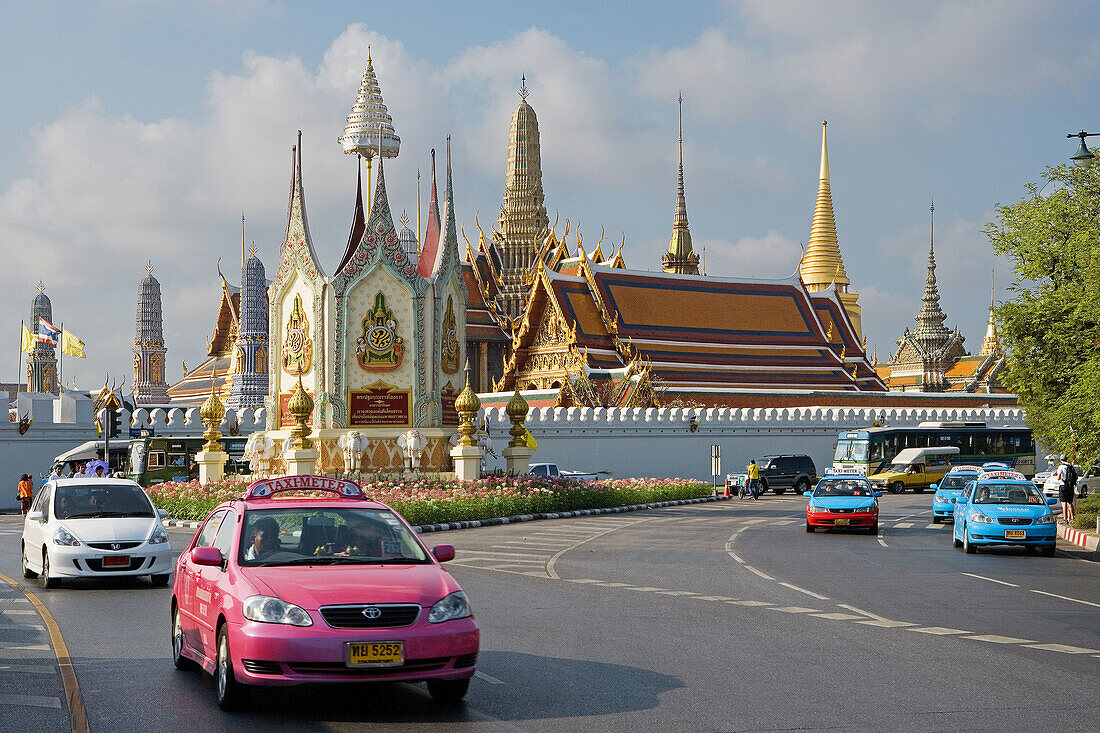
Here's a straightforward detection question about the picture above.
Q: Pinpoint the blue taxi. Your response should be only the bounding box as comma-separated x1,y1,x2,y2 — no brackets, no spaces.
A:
804,468,882,534
952,469,1058,555
930,465,981,523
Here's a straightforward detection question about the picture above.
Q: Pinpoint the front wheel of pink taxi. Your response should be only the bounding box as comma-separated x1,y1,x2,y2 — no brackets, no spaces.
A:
171,604,197,671
216,624,249,711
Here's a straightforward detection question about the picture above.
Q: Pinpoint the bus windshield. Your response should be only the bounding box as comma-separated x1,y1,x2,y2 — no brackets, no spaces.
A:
834,440,868,463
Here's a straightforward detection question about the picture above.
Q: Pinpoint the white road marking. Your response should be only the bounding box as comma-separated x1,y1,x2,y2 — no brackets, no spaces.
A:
474,671,505,685
566,579,602,584
770,520,795,526
909,627,971,636
966,634,1036,644
693,595,735,601
460,550,546,558
812,613,865,621
837,604,892,622
0,643,50,651
926,523,946,530
857,619,917,628
769,606,820,614
728,600,773,607
1024,643,1097,654
961,573,1019,587
0,611,36,616
657,590,698,596
778,582,830,600
894,522,914,529
1030,590,1100,608
624,587,663,592
744,565,774,580
0,694,62,709
877,537,888,547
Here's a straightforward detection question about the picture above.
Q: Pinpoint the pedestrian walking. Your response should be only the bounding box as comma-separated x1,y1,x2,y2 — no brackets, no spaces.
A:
1054,456,1077,524
747,459,762,500
17,474,34,515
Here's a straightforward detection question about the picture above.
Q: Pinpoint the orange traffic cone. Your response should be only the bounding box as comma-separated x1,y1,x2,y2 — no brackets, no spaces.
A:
723,479,731,498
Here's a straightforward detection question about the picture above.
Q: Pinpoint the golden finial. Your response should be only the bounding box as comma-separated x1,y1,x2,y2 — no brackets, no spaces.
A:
37,280,45,293
455,359,481,447
200,368,226,452
506,388,530,448
146,261,153,276
519,73,529,101
288,371,314,449
249,242,257,258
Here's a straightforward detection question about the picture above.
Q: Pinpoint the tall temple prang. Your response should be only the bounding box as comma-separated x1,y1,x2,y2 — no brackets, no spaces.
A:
133,263,169,403
492,77,550,320
661,94,700,275
800,121,862,339
226,244,269,409
27,282,58,394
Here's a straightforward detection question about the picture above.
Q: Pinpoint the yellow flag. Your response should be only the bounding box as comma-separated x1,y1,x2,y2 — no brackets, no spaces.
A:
20,324,34,353
62,329,86,358
524,428,538,451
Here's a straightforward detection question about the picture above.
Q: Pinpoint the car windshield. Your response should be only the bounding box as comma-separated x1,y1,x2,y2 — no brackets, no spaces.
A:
939,475,974,490
54,483,155,519
887,463,910,473
972,483,1045,505
813,479,873,497
238,507,430,566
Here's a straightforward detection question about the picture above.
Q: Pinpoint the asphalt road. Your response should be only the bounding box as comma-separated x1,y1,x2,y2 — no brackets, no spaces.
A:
0,493,1097,732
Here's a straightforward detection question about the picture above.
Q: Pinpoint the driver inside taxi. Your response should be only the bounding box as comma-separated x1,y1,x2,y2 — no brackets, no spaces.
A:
244,517,281,560
335,513,386,556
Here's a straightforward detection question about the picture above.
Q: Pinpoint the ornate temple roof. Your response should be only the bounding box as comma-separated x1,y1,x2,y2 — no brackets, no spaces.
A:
800,121,850,293
335,163,367,275
338,50,400,160
135,264,165,345
662,95,699,275
417,149,441,278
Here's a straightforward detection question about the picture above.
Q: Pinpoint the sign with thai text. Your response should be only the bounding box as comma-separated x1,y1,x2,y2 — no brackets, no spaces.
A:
349,382,411,427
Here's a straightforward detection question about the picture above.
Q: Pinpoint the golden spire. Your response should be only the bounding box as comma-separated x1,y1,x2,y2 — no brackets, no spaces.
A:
801,121,850,292
200,368,225,452
980,270,1001,357
662,93,700,275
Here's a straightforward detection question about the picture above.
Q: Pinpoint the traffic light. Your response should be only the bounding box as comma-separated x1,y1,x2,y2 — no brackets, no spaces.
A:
106,410,121,439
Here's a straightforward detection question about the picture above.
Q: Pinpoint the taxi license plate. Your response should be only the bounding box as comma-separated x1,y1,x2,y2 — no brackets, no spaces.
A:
103,555,130,567
346,642,404,667
1005,529,1026,539
834,518,850,526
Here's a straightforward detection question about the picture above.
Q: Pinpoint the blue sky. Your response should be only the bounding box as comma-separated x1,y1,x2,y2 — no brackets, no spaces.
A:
3,1,1099,391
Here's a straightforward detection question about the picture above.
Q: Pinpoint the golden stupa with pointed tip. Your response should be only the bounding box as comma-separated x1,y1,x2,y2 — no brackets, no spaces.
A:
455,360,481,447
505,388,530,448
200,369,226,452
288,372,314,449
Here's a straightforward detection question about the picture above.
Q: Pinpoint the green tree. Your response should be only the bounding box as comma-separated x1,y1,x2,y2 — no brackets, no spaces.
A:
985,161,1100,463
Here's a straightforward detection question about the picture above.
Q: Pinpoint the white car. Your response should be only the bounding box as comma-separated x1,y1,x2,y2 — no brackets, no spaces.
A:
1041,466,1091,500
21,478,173,589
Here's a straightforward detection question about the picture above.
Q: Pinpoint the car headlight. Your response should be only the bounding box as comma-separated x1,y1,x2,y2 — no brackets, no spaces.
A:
971,514,994,524
428,591,471,624
148,526,169,545
52,527,81,546
242,595,313,627
860,504,878,513
807,504,827,513
1035,514,1056,525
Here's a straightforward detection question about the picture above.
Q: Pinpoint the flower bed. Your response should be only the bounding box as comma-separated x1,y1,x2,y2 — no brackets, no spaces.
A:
146,476,714,524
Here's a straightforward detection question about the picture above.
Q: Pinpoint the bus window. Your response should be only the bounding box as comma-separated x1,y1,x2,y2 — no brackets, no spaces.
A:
148,451,165,469
869,436,884,462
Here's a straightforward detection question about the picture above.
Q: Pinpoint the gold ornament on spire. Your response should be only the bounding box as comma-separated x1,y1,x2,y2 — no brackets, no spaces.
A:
288,372,314,449
662,93,700,275
454,360,481,447
200,369,226,452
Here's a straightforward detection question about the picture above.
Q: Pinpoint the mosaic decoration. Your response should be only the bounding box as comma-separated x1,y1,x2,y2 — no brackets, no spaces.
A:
282,294,314,375
356,292,404,370
441,295,460,374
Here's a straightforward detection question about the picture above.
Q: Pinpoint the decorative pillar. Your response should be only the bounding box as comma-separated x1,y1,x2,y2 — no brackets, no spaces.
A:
502,388,532,475
195,372,228,484
283,372,319,476
450,361,484,480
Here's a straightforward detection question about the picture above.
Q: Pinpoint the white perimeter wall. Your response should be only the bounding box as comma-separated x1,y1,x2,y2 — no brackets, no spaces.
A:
479,406,1030,481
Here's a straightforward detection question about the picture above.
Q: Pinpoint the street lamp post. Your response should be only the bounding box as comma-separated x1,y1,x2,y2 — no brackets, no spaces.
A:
1067,130,1099,166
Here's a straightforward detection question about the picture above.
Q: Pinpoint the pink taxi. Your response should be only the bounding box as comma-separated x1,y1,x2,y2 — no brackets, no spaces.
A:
171,475,479,709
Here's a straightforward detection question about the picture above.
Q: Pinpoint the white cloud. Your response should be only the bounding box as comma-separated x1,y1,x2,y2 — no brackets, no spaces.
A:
699,230,802,279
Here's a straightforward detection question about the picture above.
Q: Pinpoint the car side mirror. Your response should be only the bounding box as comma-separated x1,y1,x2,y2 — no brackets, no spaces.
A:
190,546,224,567
157,508,168,519
803,491,813,498
873,491,883,497
432,544,455,562
26,511,44,522
1046,496,1058,505
957,496,968,505
929,483,938,491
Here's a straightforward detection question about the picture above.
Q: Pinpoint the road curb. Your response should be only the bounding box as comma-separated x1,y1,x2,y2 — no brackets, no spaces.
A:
413,495,729,533
161,495,732,533
1058,523,1099,551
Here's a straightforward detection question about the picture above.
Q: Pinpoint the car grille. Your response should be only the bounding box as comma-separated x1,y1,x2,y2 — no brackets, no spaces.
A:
242,660,282,675
84,557,147,572
319,603,421,629
829,508,855,514
86,542,142,551
997,517,1033,525
287,657,448,675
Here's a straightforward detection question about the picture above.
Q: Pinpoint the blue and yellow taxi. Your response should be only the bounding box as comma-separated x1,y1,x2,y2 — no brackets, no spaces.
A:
952,469,1059,556
804,468,882,534
930,465,981,523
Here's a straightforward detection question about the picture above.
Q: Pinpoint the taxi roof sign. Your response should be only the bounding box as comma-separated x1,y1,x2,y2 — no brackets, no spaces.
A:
977,469,1027,482
825,466,866,476
946,465,983,474
243,475,365,501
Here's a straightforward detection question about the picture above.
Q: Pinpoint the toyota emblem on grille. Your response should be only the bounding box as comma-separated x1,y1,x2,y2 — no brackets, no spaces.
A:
362,607,383,619
111,543,121,551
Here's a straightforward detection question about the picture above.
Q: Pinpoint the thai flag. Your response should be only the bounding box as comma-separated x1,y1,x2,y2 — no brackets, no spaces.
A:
38,317,60,345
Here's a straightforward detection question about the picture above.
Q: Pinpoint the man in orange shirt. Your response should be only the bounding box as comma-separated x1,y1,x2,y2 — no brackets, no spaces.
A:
17,474,34,515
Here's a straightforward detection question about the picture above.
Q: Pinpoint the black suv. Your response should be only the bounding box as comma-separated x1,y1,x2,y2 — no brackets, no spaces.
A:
758,454,818,495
